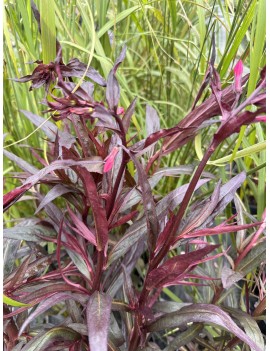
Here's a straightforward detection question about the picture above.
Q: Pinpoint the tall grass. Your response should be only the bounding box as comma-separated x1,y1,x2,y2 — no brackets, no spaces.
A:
4,0,265,241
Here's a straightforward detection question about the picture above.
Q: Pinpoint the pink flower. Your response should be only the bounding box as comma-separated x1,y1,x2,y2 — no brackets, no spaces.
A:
104,147,119,173
116,106,125,115
234,60,243,93
254,115,266,123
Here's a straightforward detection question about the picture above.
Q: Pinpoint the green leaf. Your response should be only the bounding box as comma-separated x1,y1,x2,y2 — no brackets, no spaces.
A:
208,141,266,166
20,327,80,351
164,323,204,350
224,307,265,350
236,242,266,275
220,0,257,77
3,295,30,307
40,0,56,64
97,5,144,39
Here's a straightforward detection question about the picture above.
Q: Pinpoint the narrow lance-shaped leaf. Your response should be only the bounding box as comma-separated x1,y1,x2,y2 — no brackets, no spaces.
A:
146,303,263,351
106,46,126,111
3,183,33,212
20,110,58,141
236,241,266,275
146,245,219,290
224,307,265,350
146,105,160,157
122,97,137,133
4,149,38,174
121,145,159,254
86,291,112,351
67,206,97,246
20,327,80,351
108,179,210,265
35,184,73,214
72,167,108,251
23,157,103,187
180,180,221,236
18,292,87,336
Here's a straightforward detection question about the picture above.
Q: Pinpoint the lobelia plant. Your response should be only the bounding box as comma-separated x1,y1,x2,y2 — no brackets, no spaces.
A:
3,38,266,351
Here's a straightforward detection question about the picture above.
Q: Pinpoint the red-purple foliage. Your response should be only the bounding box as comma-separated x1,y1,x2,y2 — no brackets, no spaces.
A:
3,26,266,351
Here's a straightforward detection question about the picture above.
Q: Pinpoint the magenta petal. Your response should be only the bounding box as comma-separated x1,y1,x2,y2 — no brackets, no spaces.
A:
116,106,125,115
254,115,266,123
104,147,119,173
234,60,243,93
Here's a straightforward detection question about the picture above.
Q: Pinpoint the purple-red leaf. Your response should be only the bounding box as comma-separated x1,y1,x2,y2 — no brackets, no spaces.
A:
62,58,106,86
122,97,137,133
86,291,112,351
92,105,120,131
3,184,32,212
24,157,103,187
108,179,210,265
146,245,219,290
146,105,160,157
35,184,73,214
122,145,159,253
72,167,108,251
67,206,97,246
147,303,263,351
106,46,126,111
18,293,87,336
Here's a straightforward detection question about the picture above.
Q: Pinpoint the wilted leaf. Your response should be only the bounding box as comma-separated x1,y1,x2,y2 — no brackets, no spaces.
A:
86,291,112,351
221,267,244,289
63,57,106,86
146,303,263,351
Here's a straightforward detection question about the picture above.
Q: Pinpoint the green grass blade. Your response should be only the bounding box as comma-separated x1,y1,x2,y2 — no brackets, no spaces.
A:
40,0,56,63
